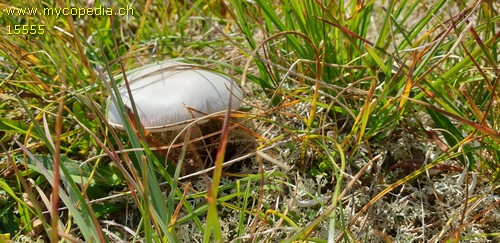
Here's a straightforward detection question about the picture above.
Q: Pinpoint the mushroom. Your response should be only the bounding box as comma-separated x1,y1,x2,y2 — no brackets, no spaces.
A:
107,60,244,143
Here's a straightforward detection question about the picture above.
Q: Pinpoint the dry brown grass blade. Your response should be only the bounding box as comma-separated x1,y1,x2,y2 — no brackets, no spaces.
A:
316,17,373,46
443,200,500,242
408,97,500,140
353,79,376,146
50,48,67,242
399,51,418,111
168,182,191,229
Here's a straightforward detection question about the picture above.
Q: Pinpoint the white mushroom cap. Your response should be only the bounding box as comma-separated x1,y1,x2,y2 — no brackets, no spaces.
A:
107,61,243,132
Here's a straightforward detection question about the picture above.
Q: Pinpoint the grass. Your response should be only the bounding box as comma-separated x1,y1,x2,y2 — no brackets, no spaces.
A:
1,0,499,242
